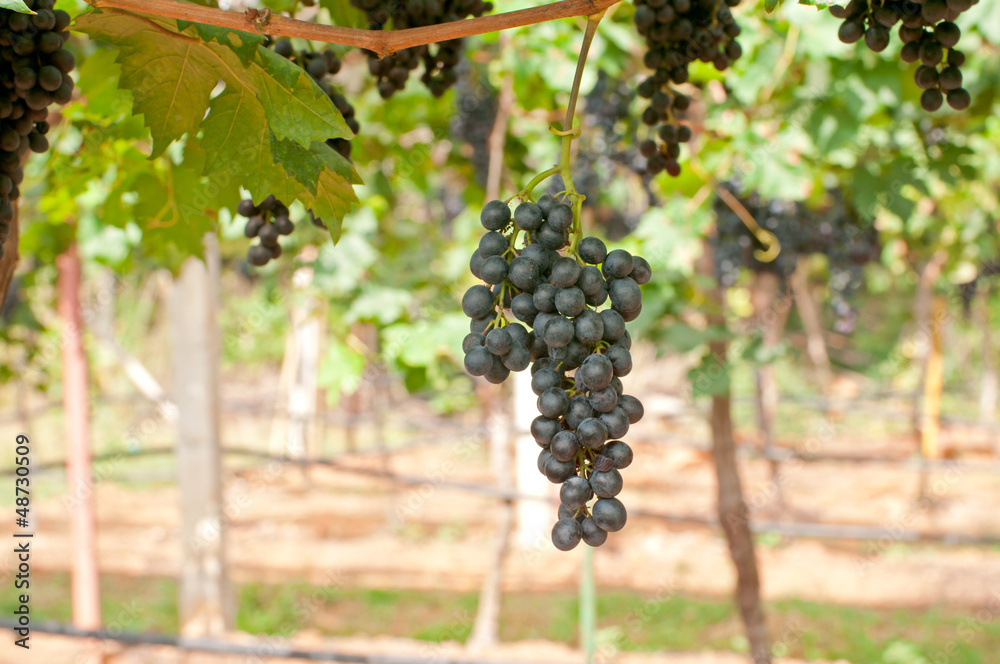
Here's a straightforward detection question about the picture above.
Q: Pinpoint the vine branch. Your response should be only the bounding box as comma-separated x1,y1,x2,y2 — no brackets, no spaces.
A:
88,0,622,58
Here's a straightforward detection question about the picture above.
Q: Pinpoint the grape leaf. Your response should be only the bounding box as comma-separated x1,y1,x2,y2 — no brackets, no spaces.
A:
0,1,33,14
254,47,352,145
181,22,266,66
74,10,360,242
78,14,223,159
270,136,362,194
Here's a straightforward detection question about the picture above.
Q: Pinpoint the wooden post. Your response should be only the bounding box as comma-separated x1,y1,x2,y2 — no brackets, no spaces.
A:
169,234,233,637
749,271,788,510
57,242,103,631
700,242,771,664
789,259,832,391
921,295,946,461
513,367,550,547
287,267,320,465
912,253,946,444
748,271,786,452
468,384,514,649
978,287,997,427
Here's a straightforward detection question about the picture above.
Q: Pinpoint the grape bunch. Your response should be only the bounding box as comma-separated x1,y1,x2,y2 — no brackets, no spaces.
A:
238,196,295,267
349,0,493,98
0,0,74,258
711,185,879,333
461,194,651,549
450,77,497,187
272,38,359,159
632,0,743,178
711,190,802,287
830,0,976,112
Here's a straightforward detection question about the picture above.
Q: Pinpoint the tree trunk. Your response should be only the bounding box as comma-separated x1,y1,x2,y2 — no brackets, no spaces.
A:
700,242,771,664
789,259,832,392
978,287,997,427
0,206,18,305
57,242,103,632
169,234,232,637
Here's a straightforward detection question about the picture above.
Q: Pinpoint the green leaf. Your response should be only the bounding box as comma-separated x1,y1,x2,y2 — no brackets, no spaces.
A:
765,0,781,12
319,0,369,29
184,22,265,66
318,339,367,405
198,85,286,195
688,353,731,398
254,47,352,145
75,10,360,242
660,323,716,353
75,12,225,158
0,1,33,14
270,136,362,194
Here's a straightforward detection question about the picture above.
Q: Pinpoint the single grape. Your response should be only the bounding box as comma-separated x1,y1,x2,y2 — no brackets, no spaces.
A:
577,417,609,450
592,497,627,532
547,204,574,232
555,287,586,317
551,518,583,551
617,395,644,424
514,202,543,231
590,468,623,498
581,517,608,547
485,328,512,355
600,407,630,439
478,231,508,257
464,346,493,376
560,476,593,510
578,237,608,265
538,387,570,419
602,440,633,469
480,255,509,285
462,285,495,319
550,430,581,463
481,200,511,230
531,416,562,447
550,257,581,288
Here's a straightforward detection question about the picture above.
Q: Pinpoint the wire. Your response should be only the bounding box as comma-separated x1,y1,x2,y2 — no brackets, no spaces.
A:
0,619,558,664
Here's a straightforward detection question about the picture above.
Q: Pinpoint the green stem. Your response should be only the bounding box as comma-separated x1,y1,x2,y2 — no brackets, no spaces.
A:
559,11,604,260
562,11,604,139
509,165,561,203
580,546,596,663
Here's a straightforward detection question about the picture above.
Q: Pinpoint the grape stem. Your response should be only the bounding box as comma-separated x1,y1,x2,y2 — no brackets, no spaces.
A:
559,11,605,261
509,165,562,203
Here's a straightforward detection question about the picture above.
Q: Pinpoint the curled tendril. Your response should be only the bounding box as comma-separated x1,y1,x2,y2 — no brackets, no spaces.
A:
549,126,582,139
752,229,781,263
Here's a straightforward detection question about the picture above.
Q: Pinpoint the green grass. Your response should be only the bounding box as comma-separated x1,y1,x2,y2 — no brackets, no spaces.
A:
8,572,999,662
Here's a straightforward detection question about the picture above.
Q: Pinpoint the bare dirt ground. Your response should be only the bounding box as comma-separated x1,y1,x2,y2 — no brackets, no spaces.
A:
13,407,1000,610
